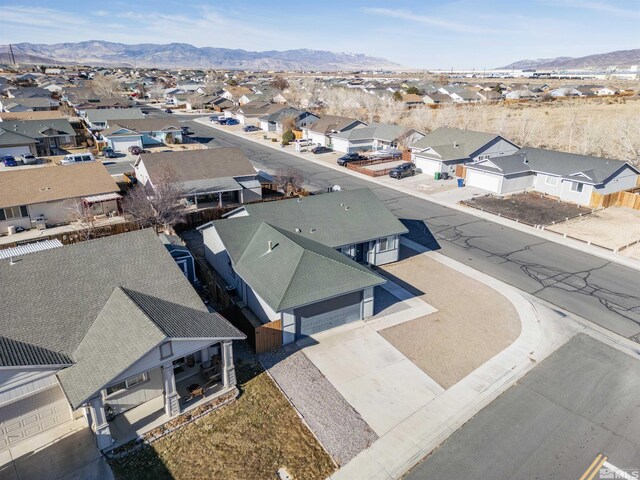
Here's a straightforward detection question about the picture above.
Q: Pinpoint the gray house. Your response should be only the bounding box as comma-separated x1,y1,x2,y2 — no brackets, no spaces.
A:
331,123,425,154
200,189,407,342
0,119,76,156
465,147,640,205
410,127,520,176
0,230,244,452
258,107,319,134
83,107,145,131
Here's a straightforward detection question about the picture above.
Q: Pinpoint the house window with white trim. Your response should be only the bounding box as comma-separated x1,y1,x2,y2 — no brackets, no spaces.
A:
379,236,394,252
570,181,584,193
545,176,558,186
106,372,149,395
0,205,28,221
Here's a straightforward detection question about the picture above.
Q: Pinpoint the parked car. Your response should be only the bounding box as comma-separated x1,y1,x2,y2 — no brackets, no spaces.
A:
337,153,366,166
389,162,416,179
165,108,173,114
2,155,17,167
225,118,239,126
181,126,192,135
243,125,259,132
60,152,95,164
19,153,38,165
128,145,143,155
210,115,224,123
312,146,333,154
102,147,117,158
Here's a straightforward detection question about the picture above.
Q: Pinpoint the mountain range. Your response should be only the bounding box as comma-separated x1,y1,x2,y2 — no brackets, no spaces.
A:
500,49,640,70
0,41,401,71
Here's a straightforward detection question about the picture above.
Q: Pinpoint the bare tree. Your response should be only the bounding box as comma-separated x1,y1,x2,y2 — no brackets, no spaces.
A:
187,93,205,110
90,75,121,97
122,167,185,232
271,76,289,91
65,199,97,241
274,167,305,196
282,115,298,133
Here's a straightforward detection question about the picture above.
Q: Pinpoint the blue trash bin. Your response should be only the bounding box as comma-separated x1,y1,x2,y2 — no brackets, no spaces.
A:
457,178,464,188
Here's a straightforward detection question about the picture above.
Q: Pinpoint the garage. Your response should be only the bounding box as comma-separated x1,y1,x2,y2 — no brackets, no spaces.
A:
109,135,143,154
295,290,362,337
0,145,32,157
0,385,72,450
466,168,503,193
414,156,442,175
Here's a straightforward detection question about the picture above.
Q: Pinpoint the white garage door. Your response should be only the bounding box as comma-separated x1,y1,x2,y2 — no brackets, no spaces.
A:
0,386,72,451
111,137,142,153
296,291,362,337
0,146,31,157
466,169,502,193
414,157,442,175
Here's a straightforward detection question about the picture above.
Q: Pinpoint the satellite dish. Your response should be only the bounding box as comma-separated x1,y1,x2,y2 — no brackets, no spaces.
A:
331,185,341,192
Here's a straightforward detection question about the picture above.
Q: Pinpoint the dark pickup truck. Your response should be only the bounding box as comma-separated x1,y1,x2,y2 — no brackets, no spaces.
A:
337,153,366,166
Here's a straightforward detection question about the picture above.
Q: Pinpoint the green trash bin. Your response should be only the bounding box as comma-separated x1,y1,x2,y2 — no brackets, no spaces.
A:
434,172,441,180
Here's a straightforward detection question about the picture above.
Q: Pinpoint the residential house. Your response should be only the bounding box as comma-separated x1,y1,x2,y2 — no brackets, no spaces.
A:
0,97,60,113
134,148,262,209
0,110,67,122
230,101,283,126
159,234,198,284
83,107,146,131
549,87,582,97
102,118,182,153
399,93,425,109
422,92,454,105
0,119,76,155
302,115,366,147
331,122,425,154
504,89,538,100
0,127,38,157
258,107,319,134
465,147,640,205
0,229,244,451
201,188,408,342
0,162,121,235
410,127,520,176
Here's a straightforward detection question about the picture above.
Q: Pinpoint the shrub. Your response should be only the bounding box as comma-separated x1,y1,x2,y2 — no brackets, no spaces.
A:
282,130,295,144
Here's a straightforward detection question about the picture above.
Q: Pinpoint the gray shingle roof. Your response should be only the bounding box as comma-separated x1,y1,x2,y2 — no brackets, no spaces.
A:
0,337,73,368
410,127,511,161
0,229,243,372
468,147,638,184
84,107,145,123
331,123,413,142
0,119,75,139
239,189,408,248
214,219,384,312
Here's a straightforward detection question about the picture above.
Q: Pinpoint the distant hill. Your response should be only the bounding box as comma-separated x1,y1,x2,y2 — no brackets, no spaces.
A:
0,41,401,71
500,49,640,70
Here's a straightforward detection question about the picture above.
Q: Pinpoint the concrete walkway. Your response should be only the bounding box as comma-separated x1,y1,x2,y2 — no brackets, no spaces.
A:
193,117,640,272
324,238,582,479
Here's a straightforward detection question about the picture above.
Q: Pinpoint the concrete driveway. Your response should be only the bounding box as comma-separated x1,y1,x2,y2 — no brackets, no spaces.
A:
301,321,444,436
0,427,113,480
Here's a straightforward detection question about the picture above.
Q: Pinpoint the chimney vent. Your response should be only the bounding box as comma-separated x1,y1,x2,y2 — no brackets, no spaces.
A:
268,241,273,251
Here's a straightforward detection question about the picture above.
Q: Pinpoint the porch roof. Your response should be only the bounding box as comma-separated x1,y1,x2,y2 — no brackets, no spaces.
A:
82,192,122,203
58,286,245,409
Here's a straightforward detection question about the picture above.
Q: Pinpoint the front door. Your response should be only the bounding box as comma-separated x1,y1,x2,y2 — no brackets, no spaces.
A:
354,243,365,263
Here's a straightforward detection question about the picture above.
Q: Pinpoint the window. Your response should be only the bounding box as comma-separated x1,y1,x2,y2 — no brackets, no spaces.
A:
106,372,149,395
379,236,393,252
160,341,173,360
545,176,558,186
0,206,28,221
570,182,584,193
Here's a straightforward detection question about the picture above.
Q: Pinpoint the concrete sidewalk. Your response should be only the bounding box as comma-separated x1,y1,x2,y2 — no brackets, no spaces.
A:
192,117,640,272
326,238,581,479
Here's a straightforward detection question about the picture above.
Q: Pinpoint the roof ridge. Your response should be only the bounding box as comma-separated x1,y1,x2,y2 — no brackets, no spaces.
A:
119,286,172,337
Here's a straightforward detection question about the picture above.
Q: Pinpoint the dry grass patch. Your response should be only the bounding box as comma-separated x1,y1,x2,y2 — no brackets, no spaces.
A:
110,358,335,480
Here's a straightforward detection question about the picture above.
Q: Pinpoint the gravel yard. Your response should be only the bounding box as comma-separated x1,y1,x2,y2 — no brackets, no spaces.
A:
379,248,521,389
547,206,640,250
259,346,378,466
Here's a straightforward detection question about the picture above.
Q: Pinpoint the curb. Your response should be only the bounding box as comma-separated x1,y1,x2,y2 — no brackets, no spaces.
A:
192,117,640,273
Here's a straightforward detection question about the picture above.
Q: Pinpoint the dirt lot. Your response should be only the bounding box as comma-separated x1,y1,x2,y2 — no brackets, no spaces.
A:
110,349,335,480
547,206,640,250
379,247,520,389
465,192,592,226
620,242,640,261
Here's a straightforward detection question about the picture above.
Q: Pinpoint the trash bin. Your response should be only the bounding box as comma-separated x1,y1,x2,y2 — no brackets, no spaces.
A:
457,178,464,188
263,135,268,140
434,172,441,180
441,172,450,180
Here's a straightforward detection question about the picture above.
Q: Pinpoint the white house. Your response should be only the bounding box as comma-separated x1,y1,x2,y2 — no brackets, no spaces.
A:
465,147,640,206
302,115,366,147
410,127,520,176
330,123,424,154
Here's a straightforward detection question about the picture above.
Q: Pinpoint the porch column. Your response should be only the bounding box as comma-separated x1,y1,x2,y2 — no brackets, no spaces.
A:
162,362,180,417
221,341,236,388
194,195,198,210
238,189,244,204
217,192,222,208
200,346,210,364
88,396,113,451
362,286,375,319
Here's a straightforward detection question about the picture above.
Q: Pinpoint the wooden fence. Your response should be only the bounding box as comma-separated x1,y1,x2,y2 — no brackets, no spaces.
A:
455,164,467,179
255,320,283,353
589,187,640,210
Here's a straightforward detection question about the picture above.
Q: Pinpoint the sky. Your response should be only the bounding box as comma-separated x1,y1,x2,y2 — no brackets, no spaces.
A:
0,0,639,69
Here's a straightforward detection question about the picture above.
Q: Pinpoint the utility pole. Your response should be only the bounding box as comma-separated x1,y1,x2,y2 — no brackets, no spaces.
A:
9,44,16,65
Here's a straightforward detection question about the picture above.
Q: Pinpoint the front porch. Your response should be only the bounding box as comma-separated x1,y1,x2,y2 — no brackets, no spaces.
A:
184,189,243,211
87,340,237,452
108,379,229,450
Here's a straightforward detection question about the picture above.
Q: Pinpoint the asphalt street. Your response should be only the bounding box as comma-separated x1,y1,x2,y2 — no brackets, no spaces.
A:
178,117,640,342
405,333,640,480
